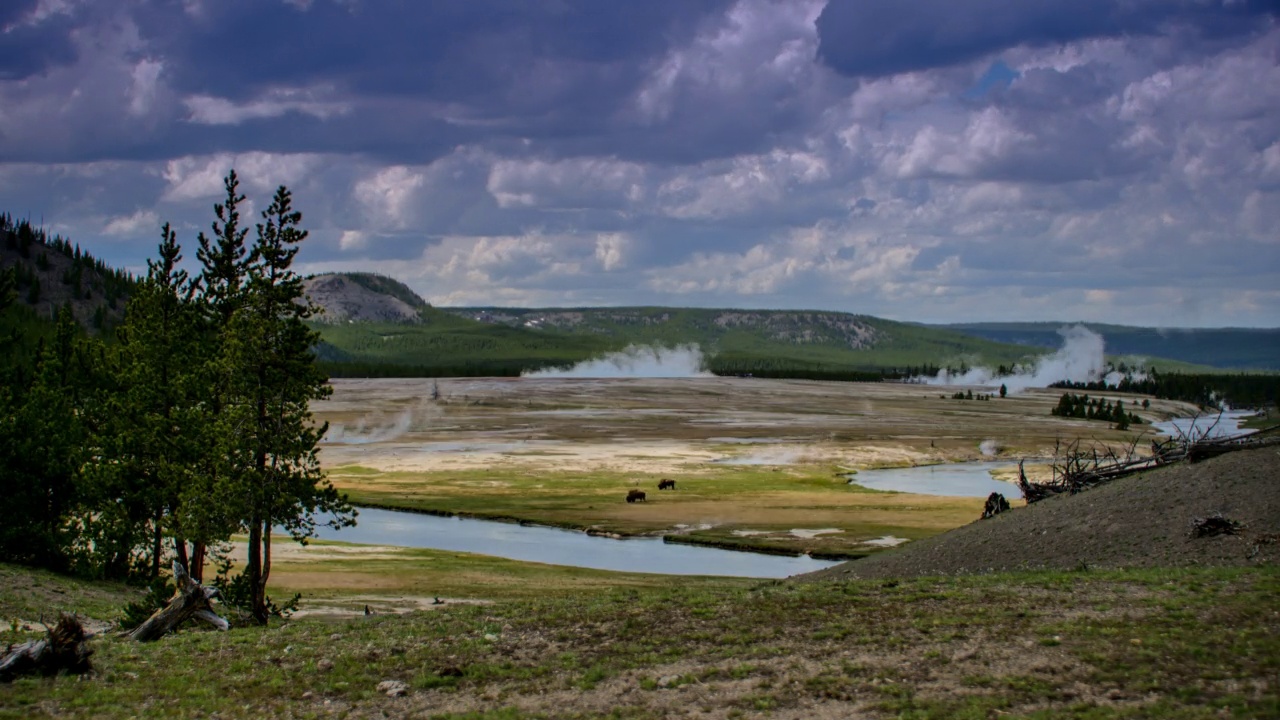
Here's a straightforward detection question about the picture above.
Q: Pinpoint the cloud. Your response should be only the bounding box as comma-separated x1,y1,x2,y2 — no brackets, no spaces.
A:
816,0,1279,78
353,166,426,230
102,209,158,238
486,157,646,210
161,152,323,201
3,2,1279,328
184,88,349,125
0,0,78,81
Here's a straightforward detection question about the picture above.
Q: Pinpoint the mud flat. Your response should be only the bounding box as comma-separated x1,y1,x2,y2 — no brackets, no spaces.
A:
313,377,1197,556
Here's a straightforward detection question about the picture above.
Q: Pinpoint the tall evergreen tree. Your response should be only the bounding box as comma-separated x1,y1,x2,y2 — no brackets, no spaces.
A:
214,183,353,623
94,223,217,579
190,171,253,579
0,307,90,570
0,266,14,312
197,170,250,322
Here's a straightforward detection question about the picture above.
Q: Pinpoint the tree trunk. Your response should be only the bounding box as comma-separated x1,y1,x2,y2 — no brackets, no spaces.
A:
248,515,266,625
262,519,272,592
173,535,189,574
151,508,163,580
190,542,206,583
128,561,228,642
0,615,92,682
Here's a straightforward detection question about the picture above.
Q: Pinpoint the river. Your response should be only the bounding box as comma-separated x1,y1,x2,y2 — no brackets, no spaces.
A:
308,507,840,578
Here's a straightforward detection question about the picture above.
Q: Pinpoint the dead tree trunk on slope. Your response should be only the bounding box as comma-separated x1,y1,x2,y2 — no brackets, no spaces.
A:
128,561,229,642
0,615,92,682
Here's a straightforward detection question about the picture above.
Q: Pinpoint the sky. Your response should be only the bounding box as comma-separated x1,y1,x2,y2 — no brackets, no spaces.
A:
1,0,1278,327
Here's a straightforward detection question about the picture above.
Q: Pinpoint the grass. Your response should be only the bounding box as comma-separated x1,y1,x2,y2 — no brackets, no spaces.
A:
329,463,980,558
255,540,752,606
2,563,1275,718
314,378,1197,558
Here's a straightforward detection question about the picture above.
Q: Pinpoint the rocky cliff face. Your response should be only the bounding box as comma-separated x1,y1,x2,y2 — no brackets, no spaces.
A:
303,273,426,324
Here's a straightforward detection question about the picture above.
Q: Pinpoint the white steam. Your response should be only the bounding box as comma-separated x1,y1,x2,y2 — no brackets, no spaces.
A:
525,344,711,379
979,440,1000,457
326,409,413,444
921,325,1110,392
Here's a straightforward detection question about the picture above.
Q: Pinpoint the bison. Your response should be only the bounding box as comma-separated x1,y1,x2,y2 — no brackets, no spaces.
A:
626,489,647,503
981,492,1010,519
657,479,676,490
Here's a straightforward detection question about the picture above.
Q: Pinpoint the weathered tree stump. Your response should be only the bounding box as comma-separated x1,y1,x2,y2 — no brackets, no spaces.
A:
1189,513,1244,538
0,614,92,682
128,561,229,642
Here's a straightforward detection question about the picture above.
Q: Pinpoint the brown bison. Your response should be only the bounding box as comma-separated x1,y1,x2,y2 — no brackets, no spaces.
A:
657,479,676,490
626,489,647,503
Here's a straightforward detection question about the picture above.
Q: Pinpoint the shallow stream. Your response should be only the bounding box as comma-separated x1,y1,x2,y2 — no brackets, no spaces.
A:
309,507,840,578
847,462,1017,497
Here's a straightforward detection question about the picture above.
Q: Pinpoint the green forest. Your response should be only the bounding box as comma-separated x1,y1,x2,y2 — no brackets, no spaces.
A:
0,172,352,624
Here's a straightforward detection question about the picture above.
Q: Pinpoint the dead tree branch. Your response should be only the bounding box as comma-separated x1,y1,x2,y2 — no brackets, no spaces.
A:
128,561,229,642
0,615,92,682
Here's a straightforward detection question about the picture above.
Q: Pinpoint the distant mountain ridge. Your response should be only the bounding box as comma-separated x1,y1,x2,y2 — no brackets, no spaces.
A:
937,322,1280,371
302,273,1242,376
450,307,882,350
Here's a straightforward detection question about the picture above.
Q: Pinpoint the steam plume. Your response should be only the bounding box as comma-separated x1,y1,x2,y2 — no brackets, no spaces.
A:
524,344,711,379
921,325,1111,392
327,408,415,444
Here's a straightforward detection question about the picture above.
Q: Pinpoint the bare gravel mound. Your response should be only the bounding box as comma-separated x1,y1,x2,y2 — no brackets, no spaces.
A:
803,445,1280,581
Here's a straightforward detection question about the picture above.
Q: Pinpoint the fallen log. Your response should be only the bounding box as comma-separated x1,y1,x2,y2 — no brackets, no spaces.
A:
128,561,229,642
0,614,92,682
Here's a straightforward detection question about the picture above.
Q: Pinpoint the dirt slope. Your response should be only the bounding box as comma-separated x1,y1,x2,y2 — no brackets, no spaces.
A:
803,445,1280,581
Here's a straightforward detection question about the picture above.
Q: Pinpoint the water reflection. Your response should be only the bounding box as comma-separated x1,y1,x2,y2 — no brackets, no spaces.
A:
1151,410,1256,441
310,507,840,579
847,462,1016,498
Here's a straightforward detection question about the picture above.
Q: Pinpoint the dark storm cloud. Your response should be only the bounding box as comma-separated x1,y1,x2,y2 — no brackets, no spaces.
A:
0,1,78,80
816,0,1279,78
135,1,729,103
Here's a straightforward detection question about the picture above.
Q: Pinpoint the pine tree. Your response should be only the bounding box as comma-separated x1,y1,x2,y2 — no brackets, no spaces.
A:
0,266,13,312
0,307,89,569
197,170,250,323
213,182,353,623
97,222,217,579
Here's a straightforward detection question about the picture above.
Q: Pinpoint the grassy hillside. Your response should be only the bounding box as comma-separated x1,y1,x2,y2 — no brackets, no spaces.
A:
2,561,1275,718
314,309,615,377
940,322,1280,370
316,306,1054,377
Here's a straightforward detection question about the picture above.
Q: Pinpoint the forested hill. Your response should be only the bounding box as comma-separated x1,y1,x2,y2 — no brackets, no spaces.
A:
0,214,137,333
937,322,1280,370
311,289,1050,377
444,306,1042,372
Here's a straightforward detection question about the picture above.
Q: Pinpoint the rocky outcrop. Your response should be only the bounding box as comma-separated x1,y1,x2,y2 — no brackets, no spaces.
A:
303,273,426,324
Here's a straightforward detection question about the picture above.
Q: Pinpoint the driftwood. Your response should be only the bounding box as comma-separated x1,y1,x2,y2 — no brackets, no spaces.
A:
128,561,229,642
1018,421,1280,504
0,614,92,682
